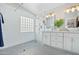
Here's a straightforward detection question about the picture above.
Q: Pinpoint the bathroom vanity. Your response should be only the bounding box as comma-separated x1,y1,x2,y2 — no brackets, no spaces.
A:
39,4,79,54
42,31,79,54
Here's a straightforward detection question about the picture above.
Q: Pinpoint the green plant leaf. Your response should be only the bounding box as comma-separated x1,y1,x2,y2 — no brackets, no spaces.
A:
54,19,64,28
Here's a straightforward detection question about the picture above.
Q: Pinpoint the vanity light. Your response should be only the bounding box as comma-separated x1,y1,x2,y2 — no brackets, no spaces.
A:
66,9,71,13
48,12,54,17
46,14,51,18
71,7,76,12
64,5,79,13
46,15,49,18
76,5,79,11
45,12,55,18
51,13,55,16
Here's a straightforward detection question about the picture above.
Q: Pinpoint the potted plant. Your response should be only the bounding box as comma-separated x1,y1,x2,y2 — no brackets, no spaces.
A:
54,18,64,31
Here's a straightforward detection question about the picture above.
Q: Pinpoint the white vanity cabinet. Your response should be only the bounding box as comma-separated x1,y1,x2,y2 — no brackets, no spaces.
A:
42,32,79,54
42,32,64,48
42,32,51,46
51,32,64,49
64,33,79,53
71,34,79,53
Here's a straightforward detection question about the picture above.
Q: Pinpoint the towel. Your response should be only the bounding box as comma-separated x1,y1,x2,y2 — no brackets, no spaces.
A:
0,12,4,47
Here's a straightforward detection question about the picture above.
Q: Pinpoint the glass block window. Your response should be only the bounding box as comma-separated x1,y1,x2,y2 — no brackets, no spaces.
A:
20,16,34,32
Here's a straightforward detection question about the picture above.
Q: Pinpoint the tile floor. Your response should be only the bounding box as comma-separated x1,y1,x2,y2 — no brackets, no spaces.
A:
0,40,78,55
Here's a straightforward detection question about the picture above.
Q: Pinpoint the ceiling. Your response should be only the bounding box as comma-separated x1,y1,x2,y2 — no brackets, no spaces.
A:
5,3,65,17
22,3,65,17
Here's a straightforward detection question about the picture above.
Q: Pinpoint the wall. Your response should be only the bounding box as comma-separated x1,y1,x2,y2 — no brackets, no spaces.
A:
0,4,36,49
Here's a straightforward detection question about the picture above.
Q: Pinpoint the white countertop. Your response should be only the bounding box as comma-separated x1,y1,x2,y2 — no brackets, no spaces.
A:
42,30,79,33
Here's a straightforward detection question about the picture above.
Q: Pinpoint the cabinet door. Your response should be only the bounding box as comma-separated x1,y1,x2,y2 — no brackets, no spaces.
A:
51,33,63,42
64,33,72,51
51,33,63,49
42,32,50,46
51,41,63,48
52,33,63,37
51,41,56,47
64,33,79,53
51,38,63,49
72,34,79,53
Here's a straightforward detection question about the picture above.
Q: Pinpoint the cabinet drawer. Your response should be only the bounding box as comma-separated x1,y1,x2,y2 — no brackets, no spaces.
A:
51,37,63,43
51,33,63,37
71,34,79,38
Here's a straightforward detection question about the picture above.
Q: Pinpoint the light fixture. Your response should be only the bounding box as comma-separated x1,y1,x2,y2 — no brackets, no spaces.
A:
76,5,79,11
45,12,55,18
51,13,55,16
64,5,79,13
71,6,76,12
49,12,55,16
46,15,49,18
66,8,71,13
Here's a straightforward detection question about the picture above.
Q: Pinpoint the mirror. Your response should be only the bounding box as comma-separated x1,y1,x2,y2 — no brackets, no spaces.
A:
64,5,79,31
42,12,56,31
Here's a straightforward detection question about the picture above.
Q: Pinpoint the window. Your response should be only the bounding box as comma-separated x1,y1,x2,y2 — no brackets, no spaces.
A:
20,16,34,32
